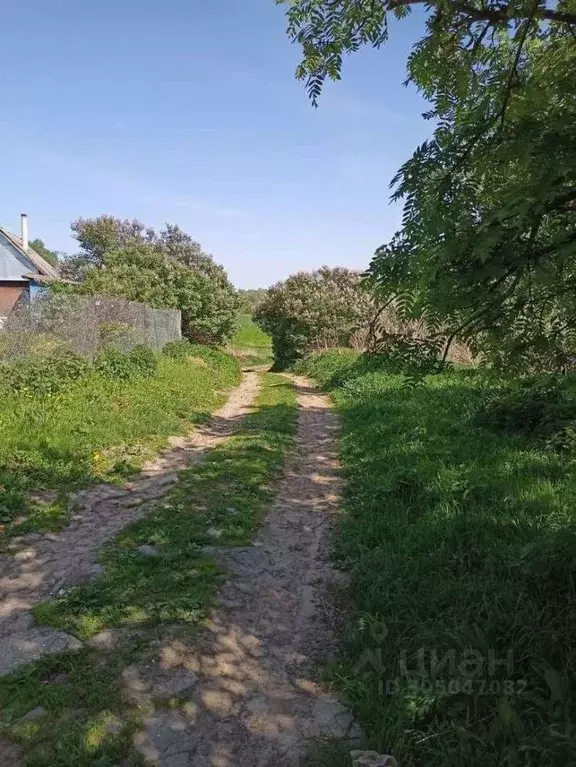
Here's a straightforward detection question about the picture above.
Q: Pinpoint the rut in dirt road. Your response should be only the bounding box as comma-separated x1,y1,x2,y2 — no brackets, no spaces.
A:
0,372,260,677
131,375,361,767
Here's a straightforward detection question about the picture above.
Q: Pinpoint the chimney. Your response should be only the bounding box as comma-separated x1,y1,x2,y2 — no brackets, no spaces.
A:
21,213,28,250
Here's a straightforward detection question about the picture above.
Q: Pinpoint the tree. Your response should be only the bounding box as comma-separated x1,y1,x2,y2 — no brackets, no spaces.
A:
70,216,239,345
29,238,60,268
238,288,268,314
281,0,576,370
255,266,374,363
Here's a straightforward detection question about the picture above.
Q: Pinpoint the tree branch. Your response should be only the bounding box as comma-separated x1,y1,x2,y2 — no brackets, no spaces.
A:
387,0,576,26
498,12,534,134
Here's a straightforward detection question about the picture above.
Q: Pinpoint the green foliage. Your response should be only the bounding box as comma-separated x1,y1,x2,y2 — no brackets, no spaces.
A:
162,339,195,360
281,0,576,371
478,376,576,446
255,267,373,365
35,373,297,638
300,351,576,767
95,345,158,381
0,345,159,398
0,350,240,541
0,352,89,397
298,350,576,766
29,238,61,268
67,216,239,345
237,288,267,313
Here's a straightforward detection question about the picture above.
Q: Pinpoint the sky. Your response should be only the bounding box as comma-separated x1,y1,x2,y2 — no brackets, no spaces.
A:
0,0,430,288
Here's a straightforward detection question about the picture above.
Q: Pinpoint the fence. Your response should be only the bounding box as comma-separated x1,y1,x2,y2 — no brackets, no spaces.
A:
0,293,181,362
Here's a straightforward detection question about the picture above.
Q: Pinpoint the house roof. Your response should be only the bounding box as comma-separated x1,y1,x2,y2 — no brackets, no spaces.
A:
0,227,59,279
21,272,76,285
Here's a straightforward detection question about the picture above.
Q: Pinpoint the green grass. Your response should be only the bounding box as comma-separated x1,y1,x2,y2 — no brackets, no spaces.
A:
0,347,240,542
34,373,297,639
1,372,297,765
0,649,144,766
296,350,576,767
229,314,273,367
232,313,271,348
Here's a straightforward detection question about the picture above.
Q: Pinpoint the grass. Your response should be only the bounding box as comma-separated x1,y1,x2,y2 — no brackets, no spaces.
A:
1,372,298,765
0,347,240,542
295,350,576,767
229,313,273,367
0,648,144,766
34,373,297,639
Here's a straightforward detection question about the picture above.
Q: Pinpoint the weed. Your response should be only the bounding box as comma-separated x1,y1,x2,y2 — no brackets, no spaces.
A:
94,345,158,381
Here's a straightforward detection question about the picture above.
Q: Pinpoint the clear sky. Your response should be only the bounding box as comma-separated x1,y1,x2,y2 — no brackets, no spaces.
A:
0,0,430,288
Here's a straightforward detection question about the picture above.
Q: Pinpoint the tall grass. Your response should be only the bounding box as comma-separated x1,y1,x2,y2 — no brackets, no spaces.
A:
296,350,576,767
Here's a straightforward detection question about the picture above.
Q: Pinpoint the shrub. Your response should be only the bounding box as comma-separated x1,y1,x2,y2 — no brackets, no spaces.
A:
162,339,194,360
127,345,158,377
71,217,240,345
0,352,89,397
255,267,374,365
477,376,576,448
95,345,158,381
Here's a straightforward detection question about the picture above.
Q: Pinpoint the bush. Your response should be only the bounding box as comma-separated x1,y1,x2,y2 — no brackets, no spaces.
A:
162,339,194,360
0,345,163,398
255,267,374,365
477,376,576,448
71,217,240,345
0,352,89,397
95,345,158,381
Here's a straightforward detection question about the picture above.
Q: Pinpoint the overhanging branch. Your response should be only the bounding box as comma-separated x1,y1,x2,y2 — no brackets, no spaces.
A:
387,0,576,26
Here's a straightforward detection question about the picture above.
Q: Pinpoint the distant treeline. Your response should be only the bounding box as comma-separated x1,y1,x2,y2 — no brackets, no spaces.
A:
237,289,267,314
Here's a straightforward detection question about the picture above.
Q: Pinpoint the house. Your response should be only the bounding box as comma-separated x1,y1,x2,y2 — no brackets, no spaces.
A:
0,214,60,325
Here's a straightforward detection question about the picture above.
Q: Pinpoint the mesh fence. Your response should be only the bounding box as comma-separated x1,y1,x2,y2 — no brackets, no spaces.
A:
0,293,181,362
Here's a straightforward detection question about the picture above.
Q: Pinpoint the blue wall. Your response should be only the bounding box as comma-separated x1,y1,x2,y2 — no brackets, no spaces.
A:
29,283,48,299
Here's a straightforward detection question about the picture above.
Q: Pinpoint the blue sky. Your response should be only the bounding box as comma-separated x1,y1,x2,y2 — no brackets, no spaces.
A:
0,0,430,288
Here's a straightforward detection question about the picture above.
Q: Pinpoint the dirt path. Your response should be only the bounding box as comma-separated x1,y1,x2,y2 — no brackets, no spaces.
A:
0,372,260,677
129,376,360,766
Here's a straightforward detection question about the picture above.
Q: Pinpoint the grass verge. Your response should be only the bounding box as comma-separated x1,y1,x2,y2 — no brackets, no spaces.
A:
296,350,576,767
0,372,297,765
0,347,239,542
